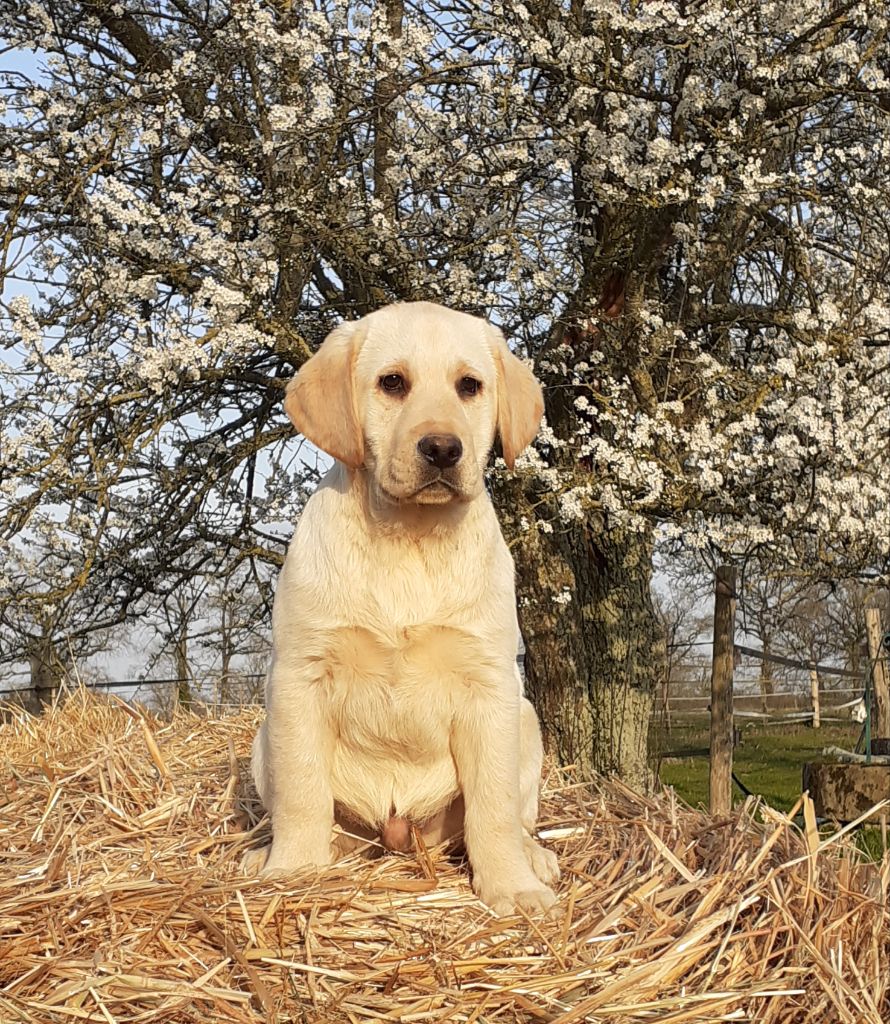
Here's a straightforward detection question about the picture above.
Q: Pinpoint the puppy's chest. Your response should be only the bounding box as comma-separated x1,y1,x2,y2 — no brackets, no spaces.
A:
321,624,486,751
333,550,484,628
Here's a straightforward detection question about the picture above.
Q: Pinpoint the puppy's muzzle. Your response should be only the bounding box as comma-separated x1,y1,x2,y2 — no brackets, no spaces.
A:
417,434,462,469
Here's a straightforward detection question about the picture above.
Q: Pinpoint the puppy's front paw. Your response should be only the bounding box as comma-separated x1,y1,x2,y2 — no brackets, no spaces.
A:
260,834,332,877
474,874,558,918
523,835,560,886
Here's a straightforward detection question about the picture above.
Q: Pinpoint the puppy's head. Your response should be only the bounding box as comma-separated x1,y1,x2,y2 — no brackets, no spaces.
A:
284,302,543,504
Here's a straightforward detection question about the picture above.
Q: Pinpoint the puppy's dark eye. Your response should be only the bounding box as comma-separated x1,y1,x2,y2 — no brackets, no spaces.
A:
458,376,481,398
379,373,407,395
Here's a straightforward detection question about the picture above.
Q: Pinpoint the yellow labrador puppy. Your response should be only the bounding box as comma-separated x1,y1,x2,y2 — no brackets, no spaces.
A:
247,301,559,916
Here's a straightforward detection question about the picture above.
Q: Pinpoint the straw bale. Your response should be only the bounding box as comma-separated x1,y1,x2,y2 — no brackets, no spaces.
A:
1,688,887,1023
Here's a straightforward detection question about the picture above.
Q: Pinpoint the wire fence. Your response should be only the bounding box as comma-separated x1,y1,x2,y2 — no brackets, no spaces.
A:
1,641,880,734
652,637,877,766
0,672,267,712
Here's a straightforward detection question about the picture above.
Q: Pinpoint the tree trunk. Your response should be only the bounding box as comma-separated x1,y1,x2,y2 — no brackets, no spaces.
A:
219,599,234,703
497,483,661,791
372,0,404,213
174,634,192,706
26,639,63,714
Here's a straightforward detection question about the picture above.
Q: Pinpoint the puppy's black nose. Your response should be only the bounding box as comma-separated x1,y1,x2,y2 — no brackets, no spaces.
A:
418,434,462,469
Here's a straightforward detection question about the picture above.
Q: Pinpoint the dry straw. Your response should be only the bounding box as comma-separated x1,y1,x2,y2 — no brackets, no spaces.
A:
1,688,888,1023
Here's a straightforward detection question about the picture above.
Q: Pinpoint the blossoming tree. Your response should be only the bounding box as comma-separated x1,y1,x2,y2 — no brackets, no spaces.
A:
2,1,888,782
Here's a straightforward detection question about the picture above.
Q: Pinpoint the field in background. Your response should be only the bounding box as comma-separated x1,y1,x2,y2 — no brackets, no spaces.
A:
653,716,863,812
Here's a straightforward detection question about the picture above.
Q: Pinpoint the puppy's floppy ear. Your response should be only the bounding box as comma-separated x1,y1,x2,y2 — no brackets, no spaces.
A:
284,320,365,469
488,325,544,469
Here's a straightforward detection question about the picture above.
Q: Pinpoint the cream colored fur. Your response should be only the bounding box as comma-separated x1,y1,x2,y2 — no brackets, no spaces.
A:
246,301,558,916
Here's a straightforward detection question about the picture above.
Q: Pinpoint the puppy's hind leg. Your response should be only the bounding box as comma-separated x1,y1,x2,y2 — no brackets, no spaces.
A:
241,720,272,874
251,718,270,808
519,697,560,887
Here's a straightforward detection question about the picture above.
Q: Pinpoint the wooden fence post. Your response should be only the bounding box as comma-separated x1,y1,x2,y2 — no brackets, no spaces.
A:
661,672,672,736
865,607,890,739
709,565,737,816
809,669,821,729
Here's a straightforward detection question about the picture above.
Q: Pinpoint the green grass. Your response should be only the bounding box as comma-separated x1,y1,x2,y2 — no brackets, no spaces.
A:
653,717,888,859
653,717,862,814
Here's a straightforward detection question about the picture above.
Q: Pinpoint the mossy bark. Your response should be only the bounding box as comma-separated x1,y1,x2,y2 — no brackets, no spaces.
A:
495,479,661,792
25,639,64,715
